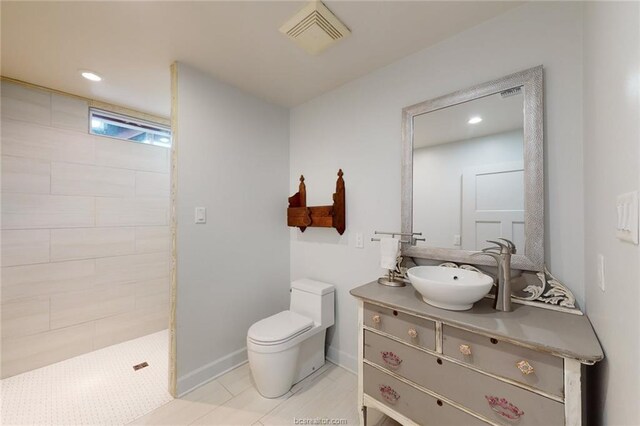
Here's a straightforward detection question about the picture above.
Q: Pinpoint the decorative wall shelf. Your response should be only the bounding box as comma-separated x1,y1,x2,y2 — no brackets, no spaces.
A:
288,169,345,235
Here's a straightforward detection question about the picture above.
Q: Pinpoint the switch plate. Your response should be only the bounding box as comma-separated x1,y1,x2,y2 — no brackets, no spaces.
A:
355,232,364,249
616,191,638,244
597,254,605,292
195,207,206,224
453,234,461,246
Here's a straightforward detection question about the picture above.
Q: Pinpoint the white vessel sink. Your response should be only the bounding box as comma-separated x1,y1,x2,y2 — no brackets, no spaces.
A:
407,266,494,311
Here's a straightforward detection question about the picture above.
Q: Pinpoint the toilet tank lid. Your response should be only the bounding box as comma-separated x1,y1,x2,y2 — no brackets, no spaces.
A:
291,279,335,295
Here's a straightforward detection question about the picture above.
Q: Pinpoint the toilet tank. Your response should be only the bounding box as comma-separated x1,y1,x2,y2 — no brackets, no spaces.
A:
290,279,335,328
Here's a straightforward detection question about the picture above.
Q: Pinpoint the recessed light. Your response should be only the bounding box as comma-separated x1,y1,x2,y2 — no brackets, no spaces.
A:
80,71,102,82
468,116,482,124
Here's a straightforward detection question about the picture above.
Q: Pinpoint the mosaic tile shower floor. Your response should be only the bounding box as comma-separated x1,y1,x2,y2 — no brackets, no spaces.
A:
1,330,172,425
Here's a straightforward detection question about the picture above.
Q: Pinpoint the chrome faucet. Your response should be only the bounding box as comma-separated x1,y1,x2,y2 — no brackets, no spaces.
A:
471,239,516,312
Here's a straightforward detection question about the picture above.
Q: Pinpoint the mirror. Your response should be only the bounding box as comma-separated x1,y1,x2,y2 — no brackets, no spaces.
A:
401,66,544,271
413,90,525,251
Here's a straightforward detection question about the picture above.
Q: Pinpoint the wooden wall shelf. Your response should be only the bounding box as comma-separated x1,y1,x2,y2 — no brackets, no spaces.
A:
288,169,345,235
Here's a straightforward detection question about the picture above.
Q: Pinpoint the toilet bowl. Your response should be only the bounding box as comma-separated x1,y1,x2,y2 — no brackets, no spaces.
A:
247,279,335,398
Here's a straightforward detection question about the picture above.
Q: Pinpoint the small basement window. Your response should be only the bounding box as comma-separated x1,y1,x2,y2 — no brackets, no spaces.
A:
89,108,171,148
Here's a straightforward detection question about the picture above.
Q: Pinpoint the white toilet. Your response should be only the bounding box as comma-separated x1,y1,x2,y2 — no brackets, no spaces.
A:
247,279,335,398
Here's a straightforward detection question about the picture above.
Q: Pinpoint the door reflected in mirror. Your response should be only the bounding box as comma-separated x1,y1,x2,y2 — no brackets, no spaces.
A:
412,88,525,251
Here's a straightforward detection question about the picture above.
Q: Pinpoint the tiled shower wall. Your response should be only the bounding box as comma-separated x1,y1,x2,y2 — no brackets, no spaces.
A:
0,81,171,378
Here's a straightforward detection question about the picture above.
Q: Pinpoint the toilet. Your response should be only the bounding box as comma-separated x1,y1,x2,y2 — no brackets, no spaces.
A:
247,279,335,398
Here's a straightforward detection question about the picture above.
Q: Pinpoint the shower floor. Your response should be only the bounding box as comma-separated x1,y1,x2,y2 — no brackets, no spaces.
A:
1,330,172,426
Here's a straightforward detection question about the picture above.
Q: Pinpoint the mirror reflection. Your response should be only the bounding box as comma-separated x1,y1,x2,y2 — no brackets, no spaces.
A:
412,88,525,251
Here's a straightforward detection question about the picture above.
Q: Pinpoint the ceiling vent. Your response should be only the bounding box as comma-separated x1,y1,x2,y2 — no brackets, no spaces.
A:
279,1,351,55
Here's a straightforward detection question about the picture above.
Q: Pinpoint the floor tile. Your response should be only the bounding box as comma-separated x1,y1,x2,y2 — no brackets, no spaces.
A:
216,362,254,396
259,364,358,426
129,380,232,426
191,386,291,425
1,330,172,425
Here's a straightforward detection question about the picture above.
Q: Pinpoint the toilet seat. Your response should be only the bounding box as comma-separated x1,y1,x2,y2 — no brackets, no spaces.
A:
248,310,313,346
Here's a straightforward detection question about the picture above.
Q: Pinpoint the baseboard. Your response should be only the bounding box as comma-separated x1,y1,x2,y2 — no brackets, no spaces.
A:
176,347,247,396
326,345,357,374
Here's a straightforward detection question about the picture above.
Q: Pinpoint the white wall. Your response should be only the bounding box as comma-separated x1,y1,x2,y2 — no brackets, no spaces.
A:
1,81,170,378
583,2,640,424
290,2,585,371
413,130,523,249
174,63,290,394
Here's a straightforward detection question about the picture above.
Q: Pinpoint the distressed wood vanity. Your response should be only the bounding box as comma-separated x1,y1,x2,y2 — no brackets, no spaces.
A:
357,65,604,425
351,282,603,425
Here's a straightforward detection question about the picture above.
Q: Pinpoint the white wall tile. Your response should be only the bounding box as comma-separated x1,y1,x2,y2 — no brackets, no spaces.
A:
94,252,170,285
131,277,170,298
1,259,95,302
51,93,88,131
135,226,170,254
96,197,168,226
51,162,135,197
1,155,51,194
51,227,135,261
1,322,94,378
1,85,171,372
1,229,50,267
135,289,169,310
135,171,169,198
0,81,51,125
1,296,50,339
95,138,169,173
50,284,135,329
93,304,168,350
1,193,95,229
1,118,94,164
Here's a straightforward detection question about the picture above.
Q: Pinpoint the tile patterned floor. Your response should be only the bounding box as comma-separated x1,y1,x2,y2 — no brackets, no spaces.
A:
130,361,399,426
1,330,172,426
1,330,398,426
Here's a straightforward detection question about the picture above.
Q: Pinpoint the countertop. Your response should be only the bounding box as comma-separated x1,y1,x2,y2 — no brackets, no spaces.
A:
350,281,604,363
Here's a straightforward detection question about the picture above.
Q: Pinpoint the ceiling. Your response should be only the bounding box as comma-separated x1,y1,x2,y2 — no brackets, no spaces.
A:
1,1,521,117
413,90,524,148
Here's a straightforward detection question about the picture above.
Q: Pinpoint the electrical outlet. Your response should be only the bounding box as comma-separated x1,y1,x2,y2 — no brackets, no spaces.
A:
453,234,461,246
597,254,605,292
355,232,364,249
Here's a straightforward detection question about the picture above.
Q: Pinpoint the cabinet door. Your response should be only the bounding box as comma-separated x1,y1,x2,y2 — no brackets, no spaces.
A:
364,304,436,351
364,364,488,425
442,325,564,397
365,330,565,426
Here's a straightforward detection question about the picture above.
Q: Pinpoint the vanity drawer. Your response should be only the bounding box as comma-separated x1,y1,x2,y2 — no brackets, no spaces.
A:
442,325,564,397
364,363,488,425
364,331,564,426
364,303,436,350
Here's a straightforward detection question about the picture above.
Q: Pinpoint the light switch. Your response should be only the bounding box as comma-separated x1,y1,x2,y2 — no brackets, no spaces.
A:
616,191,638,244
195,207,206,224
355,232,364,249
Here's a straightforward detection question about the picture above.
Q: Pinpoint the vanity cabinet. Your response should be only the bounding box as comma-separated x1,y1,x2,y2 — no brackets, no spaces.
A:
351,282,603,426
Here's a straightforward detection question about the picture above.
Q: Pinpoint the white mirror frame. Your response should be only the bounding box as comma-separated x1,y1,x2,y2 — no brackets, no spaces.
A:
401,66,544,271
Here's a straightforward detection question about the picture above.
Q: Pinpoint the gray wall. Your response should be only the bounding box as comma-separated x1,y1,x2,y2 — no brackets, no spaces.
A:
174,63,290,394
583,2,640,424
289,2,585,371
1,81,171,378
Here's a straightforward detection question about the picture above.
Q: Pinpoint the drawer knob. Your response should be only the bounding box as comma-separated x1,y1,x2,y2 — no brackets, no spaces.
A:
379,385,400,405
407,328,418,338
459,344,472,356
372,315,381,324
516,360,535,375
485,395,524,421
381,351,403,369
